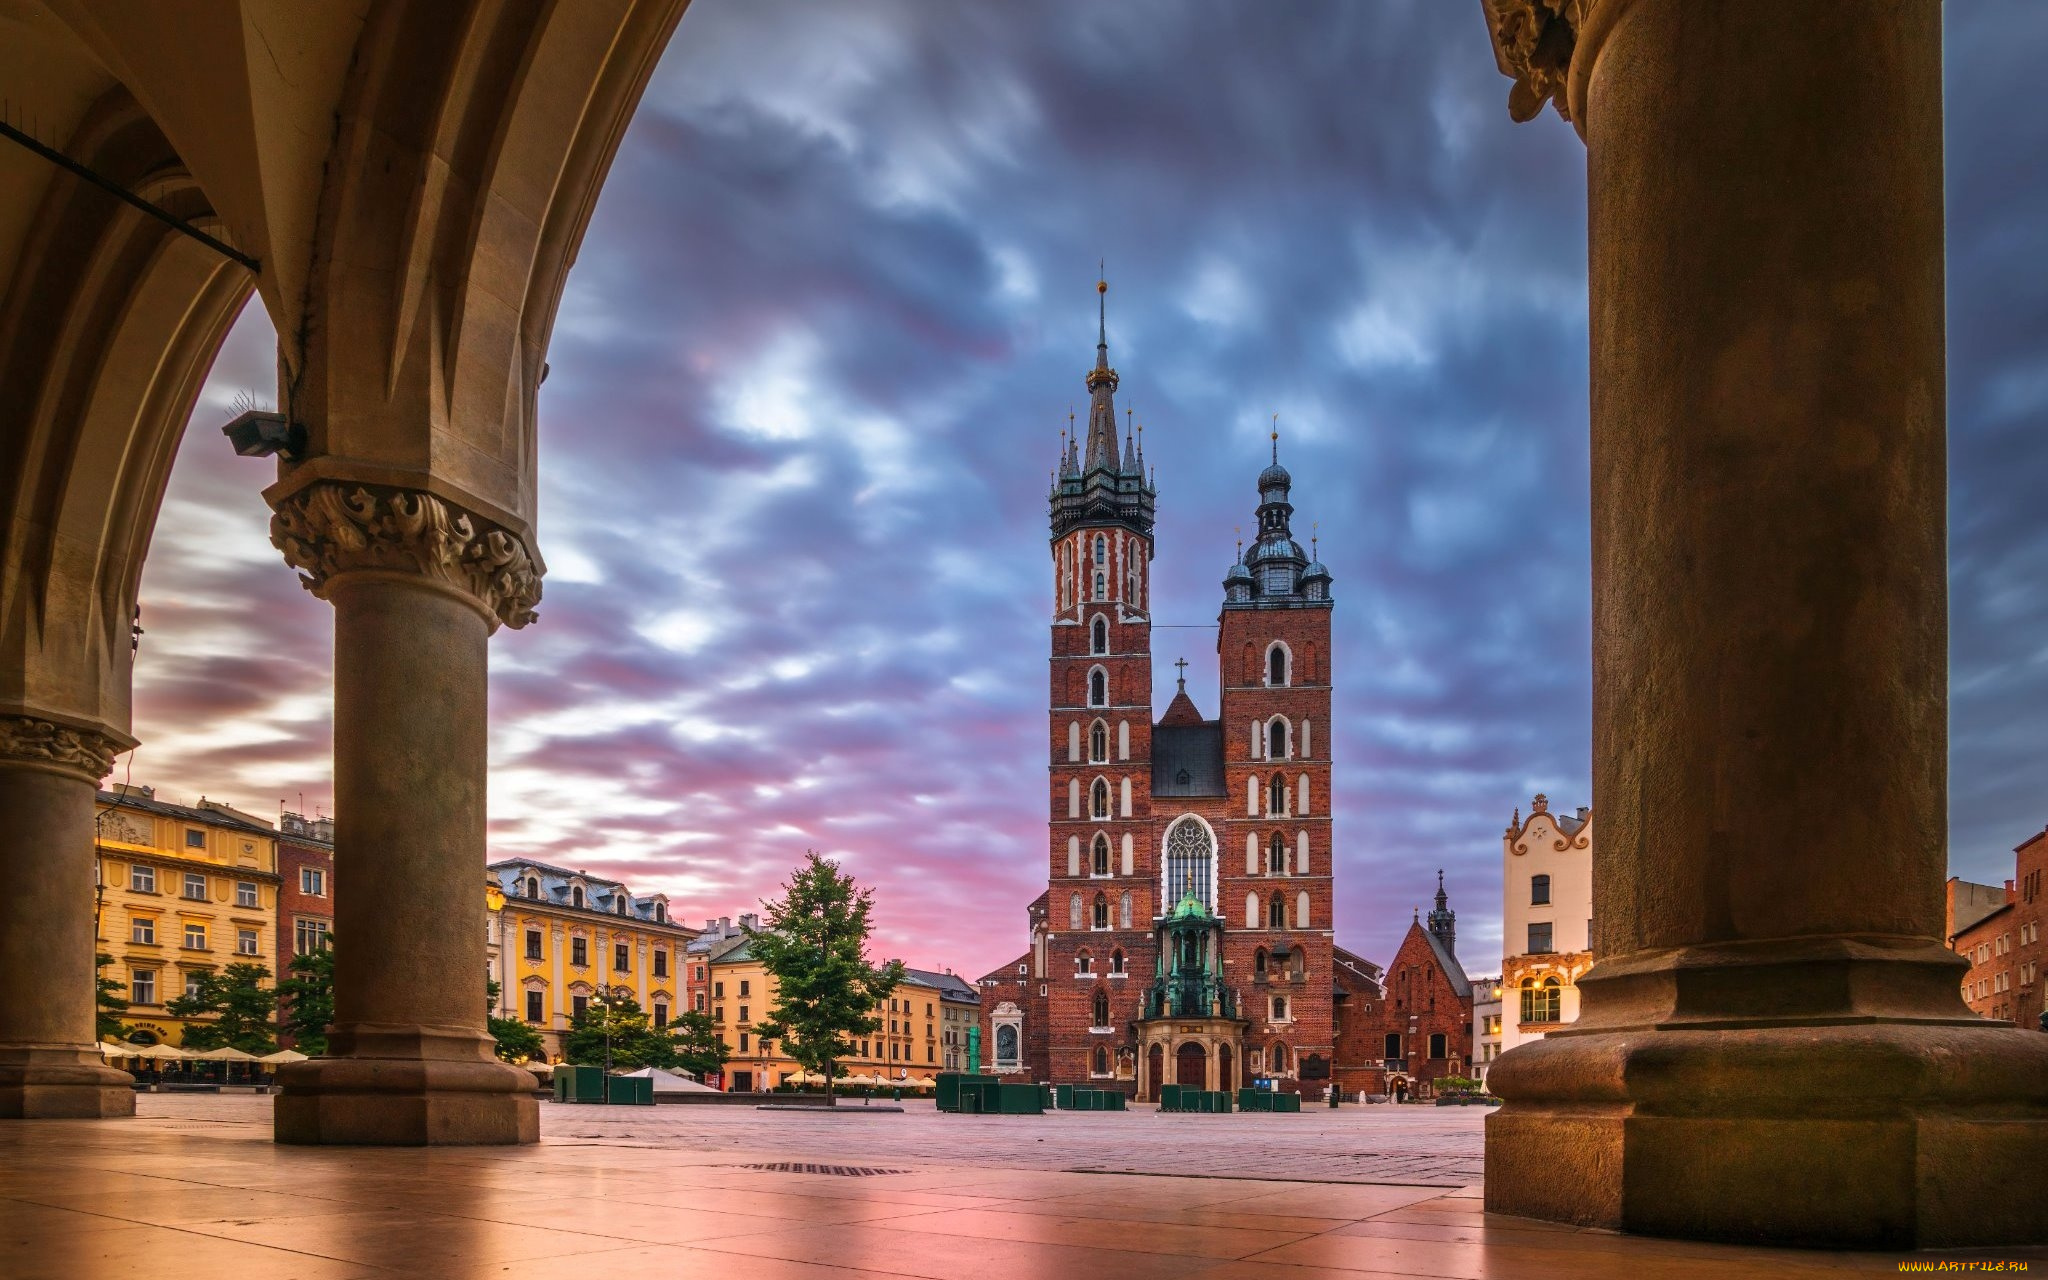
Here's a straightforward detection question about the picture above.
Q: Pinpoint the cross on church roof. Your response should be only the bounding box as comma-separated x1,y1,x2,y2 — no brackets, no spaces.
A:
1173,656,1189,689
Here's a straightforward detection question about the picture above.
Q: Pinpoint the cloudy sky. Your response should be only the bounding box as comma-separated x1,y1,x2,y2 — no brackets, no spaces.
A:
138,2,2048,980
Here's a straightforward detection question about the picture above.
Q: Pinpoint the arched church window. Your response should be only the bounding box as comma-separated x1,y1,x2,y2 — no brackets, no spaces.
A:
1244,891,1259,929
1297,891,1311,929
616,895,628,915
1094,534,1107,565
1091,779,1111,820
1164,817,1215,912
525,876,539,898
1092,1045,1109,1074
572,886,584,909
1110,948,1126,975
1268,773,1288,817
1094,571,1106,600
1070,894,1083,930
1290,949,1306,980
1076,949,1093,975
1092,988,1110,1027
1254,947,1268,976
1089,667,1108,707
1267,832,1287,876
1092,834,1111,877
1268,642,1289,686
1267,717,1288,760
1089,721,1108,763
1267,895,1286,929
1092,893,1109,930
1270,1042,1290,1073
1090,615,1109,655
1119,891,1132,928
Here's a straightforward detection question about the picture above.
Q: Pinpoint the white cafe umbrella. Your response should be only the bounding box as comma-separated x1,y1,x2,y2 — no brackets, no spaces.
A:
191,1045,259,1062
258,1048,309,1064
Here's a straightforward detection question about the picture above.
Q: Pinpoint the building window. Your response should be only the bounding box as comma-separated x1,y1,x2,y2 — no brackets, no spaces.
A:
130,970,157,1005
571,937,588,967
572,887,585,909
573,994,590,1019
1092,1045,1109,1075
235,882,258,908
1528,922,1553,954
1092,988,1110,1027
300,867,326,896
1110,948,1126,975
1164,816,1215,912
1254,947,1268,977
131,917,154,945
129,865,156,893
1267,895,1285,929
296,918,331,955
714,981,725,998
1268,773,1288,817
238,929,258,955
1430,1033,1447,1059
525,929,543,960
1384,1032,1400,1060
1090,615,1109,655
740,1006,750,1024
1521,977,1562,1024
695,994,706,1012
740,979,751,997
1272,995,1288,1021
1077,950,1093,975
654,1002,668,1028
1094,534,1107,566
183,872,207,900
1267,718,1287,760
1268,643,1289,686
1531,874,1551,906
1091,778,1111,820
1088,668,1108,707
183,922,207,949
654,951,668,978
526,990,544,1023
1091,834,1110,877
614,943,630,972
525,875,540,898
1089,720,1108,763
1093,571,1106,600
1092,893,1109,930
1267,832,1287,876
184,829,206,849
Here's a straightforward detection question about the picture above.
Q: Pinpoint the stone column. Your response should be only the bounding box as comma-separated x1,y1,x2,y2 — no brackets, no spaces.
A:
268,484,540,1144
1480,0,2048,1249
0,718,137,1116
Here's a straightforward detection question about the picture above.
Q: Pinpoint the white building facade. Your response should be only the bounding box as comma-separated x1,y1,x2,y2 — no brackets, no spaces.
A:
1470,976,1502,1087
1499,794,1594,1055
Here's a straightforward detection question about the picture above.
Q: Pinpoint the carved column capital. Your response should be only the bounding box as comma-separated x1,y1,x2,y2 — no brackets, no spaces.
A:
0,715,133,782
1482,0,1585,124
269,483,542,630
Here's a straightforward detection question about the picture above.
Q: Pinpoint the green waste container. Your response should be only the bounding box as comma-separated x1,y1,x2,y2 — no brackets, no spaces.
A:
1159,1084,1181,1112
1055,1084,1073,1110
936,1072,962,1113
554,1064,604,1103
604,1074,653,1105
997,1082,1044,1115
1276,1091,1302,1113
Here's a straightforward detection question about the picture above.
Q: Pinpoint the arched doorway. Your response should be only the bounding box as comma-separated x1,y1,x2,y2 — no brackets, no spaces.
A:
1175,1041,1207,1090
1217,1043,1234,1095
1146,1044,1164,1100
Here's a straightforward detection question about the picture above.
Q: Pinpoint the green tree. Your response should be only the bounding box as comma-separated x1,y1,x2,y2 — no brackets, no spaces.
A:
668,1009,728,1080
749,851,904,1101
562,988,676,1070
276,942,334,1055
486,979,546,1064
166,962,278,1053
94,952,130,1042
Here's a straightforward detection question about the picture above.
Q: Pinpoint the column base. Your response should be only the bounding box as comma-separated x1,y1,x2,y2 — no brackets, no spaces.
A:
274,1028,538,1145
1485,1020,2048,1248
0,1046,136,1119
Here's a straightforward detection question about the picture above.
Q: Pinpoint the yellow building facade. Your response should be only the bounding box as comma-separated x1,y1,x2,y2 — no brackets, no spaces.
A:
708,943,980,1092
487,860,692,1063
94,786,281,1047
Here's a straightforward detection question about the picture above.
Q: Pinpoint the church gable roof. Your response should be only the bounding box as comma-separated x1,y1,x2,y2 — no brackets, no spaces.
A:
1151,721,1225,797
1416,923,1473,1000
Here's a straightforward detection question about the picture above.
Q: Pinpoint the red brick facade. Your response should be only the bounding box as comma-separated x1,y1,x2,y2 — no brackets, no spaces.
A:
1950,827,2047,1032
1332,921,1476,1098
984,329,1340,1092
274,812,334,1049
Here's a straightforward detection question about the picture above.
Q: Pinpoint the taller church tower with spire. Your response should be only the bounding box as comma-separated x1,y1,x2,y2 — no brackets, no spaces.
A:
979,282,1342,1098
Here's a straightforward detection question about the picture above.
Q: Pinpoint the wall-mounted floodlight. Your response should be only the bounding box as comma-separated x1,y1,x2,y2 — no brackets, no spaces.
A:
221,409,305,460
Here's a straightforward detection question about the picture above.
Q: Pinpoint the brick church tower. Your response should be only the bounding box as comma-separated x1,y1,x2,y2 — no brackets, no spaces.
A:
978,283,1339,1097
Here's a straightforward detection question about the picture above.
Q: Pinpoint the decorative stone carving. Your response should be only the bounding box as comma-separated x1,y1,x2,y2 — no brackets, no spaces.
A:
0,715,128,780
269,483,542,629
1482,0,1585,123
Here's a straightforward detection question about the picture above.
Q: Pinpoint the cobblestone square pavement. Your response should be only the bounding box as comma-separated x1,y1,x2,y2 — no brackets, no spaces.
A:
0,1094,2038,1277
